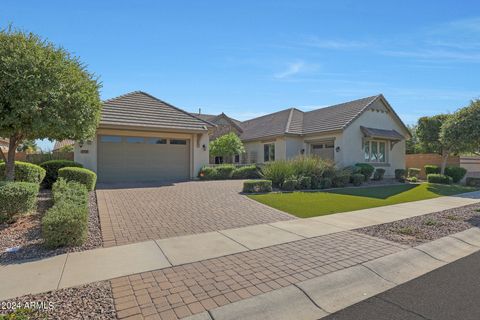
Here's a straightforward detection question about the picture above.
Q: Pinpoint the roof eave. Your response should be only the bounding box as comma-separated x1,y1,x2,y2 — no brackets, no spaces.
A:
98,123,209,134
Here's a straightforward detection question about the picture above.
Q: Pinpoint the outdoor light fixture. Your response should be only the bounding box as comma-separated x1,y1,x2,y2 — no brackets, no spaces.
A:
202,144,206,151
78,140,84,148
300,148,305,154
336,146,341,152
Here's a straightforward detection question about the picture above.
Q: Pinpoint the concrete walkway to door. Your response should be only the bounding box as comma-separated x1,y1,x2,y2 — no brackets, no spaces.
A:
97,180,295,247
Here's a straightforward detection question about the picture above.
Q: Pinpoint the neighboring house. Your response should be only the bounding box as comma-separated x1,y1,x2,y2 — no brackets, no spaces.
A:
240,94,410,177
0,138,9,155
53,139,75,152
189,112,243,164
74,91,213,183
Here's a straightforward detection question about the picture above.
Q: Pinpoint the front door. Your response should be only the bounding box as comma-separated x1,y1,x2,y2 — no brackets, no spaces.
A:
311,142,335,161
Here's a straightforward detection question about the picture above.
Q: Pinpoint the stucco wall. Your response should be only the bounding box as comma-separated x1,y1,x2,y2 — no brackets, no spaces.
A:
192,132,210,177
74,139,98,173
244,138,287,163
342,99,408,177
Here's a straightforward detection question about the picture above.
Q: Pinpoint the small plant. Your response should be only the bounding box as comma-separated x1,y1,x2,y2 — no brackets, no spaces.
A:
444,166,467,183
40,160,83,188
407,176,418,183
355,163,375,181
0,182,39,222
261,160,295,188
242,180,272,193
466,177,480,187
0,161,46,184
446,215,459,221
424,218,438,226
424,165,440,175
282,178,298,191
427,174,453,184
408,168,421,178
373,168,386,181
320,177,332,189
231,165,260,179
395,169,406,182
352,173,364,186
58,167,97,191
475,209,480,213
297,176,312,190
397,226,415,236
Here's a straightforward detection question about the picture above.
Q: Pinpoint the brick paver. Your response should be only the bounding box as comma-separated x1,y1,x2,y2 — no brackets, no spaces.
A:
110,231,406,319
97,180,294,247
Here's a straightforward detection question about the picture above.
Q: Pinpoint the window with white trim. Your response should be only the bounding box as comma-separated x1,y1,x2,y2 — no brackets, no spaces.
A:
263,143,275,162
364,140,387,163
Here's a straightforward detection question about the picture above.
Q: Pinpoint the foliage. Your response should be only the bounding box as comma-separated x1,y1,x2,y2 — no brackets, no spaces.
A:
424,165,440,175
466,177,480,187
209,133,245,158
373,168,386,181
59,144,74,152
405,124,423,154
281,178,298,191
198,167,219,180
0,308,46,320
394,169,406,182
58,167,97,191
42,179,88,248
444,166,467,183
297,176,312,190
427,174,453,184
407,176,418,183
215,165,236,179
332,169,350,188
261,160,295,188
320,177,332,189
231,165,261,179
0,27,101,180
40,160,83,188
408,168,421,178
16,139,38,154
416,114,450,154
242,180,272,193
0,181,39,222
0,161,45,184
355,163,375,181
26,151,73,165
352,173,364,186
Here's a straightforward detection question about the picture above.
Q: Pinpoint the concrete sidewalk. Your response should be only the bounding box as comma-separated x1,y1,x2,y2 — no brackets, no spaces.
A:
1,191,479,301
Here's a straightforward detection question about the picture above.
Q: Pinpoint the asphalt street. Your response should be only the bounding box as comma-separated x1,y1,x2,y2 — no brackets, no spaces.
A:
324,250,480,320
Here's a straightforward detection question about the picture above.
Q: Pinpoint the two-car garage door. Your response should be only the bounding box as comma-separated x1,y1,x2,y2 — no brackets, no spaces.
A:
97,135,190,183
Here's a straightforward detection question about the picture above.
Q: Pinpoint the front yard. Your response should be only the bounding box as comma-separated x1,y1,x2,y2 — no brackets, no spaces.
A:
248,183,478,218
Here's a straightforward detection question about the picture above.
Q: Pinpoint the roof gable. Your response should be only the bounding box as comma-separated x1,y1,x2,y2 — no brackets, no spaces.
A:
101,91,212,131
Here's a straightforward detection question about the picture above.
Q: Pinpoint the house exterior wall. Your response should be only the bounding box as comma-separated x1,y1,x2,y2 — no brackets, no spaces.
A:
74,138,98,173
243,137,287,163
303,132,343,165
342,99,408,177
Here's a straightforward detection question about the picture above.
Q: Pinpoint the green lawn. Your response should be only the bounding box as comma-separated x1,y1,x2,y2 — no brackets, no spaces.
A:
248,183,477,218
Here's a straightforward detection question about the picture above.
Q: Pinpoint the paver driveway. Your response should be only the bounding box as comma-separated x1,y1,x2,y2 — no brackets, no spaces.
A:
97,180,295,247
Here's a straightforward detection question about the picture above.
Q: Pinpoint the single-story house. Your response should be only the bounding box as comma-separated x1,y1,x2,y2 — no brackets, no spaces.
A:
239,94,410,177
53,139,75,152
0,138,9,154
74,91,213,183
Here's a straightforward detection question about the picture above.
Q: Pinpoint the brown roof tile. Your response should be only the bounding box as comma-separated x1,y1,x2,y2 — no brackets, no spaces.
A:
53,139,75,151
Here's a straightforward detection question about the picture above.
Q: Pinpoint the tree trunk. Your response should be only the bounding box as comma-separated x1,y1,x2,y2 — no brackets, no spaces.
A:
440,149,449,175
4,135,18,181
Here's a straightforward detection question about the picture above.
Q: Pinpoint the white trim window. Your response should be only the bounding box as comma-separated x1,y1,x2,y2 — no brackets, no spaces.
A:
263,143,275,162
364,140,387,163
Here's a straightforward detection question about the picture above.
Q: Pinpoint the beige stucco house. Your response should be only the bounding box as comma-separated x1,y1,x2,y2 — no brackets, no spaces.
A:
74,91,212,183
239,95,410,177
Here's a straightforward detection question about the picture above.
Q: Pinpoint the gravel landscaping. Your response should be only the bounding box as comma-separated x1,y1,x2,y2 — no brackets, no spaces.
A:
0,190,102,264
356,203,480,246
0,281,115,319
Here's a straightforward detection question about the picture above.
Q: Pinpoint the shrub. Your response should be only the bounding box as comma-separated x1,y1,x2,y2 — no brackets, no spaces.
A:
298,176,312,190
40,160,83,188
427,174,453,184
58,167,97,191
424,165,440,175
232,165,260,179
352,173,364,186
332,170,350,188
261,160,295,188
198,167,218,180
466,177,480,187
444,166,467,183
215,164,236,179
42,202,88,247
52,178,89,207
408,168,421,178
355,163,375,181
0,161,46,184
291,156,322,177
242,180,272,193
395,169,406,182
373,168,386,181
320,177,332,189
408,176,418,183
281,178,298,191
0,182,39,222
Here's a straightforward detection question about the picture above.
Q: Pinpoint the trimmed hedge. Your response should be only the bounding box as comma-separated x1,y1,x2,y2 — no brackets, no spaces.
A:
40,160,83,188
231,165,261,179
355,163,375,181
320,177,332,189
408,168,421,178
373,168,386,181
352,173,364,186
215,165,236,179
332,170,350,188
58,167,97,191
444,166,467,183
42,179,89,248
466,177,480,187
0,161,46,184
0,182,39,222
198,167,218,180
395,169,406,182
298,176,312,190
425,165,440,175
427,174,453,184
282,179,298,191
243,180,272,193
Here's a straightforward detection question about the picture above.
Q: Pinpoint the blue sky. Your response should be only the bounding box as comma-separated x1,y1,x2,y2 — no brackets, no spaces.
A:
2,0,479,150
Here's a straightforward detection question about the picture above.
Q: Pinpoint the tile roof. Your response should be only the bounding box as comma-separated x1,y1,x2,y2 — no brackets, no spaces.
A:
53,139,75,151
239,95,383,140
100,91,212,131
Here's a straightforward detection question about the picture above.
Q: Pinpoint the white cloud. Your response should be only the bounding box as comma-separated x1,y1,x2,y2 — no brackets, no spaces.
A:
274,61,319,79
301,37,370,49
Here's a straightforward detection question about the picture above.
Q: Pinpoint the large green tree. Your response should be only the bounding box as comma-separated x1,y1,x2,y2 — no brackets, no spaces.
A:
209,132,245,162
0,27,102,180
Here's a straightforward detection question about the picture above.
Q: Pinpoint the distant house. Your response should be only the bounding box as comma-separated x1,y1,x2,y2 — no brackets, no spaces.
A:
0,138,9,156
53,139,75,152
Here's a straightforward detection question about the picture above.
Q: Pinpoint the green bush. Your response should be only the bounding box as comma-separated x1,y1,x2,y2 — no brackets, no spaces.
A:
320,177,332,189
282,178,298,191
242,180,272,193
58,167,97,191
408,168,421,178
298,176,312,190
332,170,350,188
261,160,295,188
425,165,440,175
355,163,375,181
427,174,453,184
215,164,236,179
466,177,480,187
232,165,260,179
198,167,219,180
408,176,418,183
52,178,89,207
352,173,364,186
395,169,406,182
444,166,467,183
0,161,46,184
373,168,386,180
0,182,39,222
40,160,83,188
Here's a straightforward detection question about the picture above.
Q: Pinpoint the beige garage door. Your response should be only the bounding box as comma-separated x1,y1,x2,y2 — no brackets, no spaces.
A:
98,135,190,183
